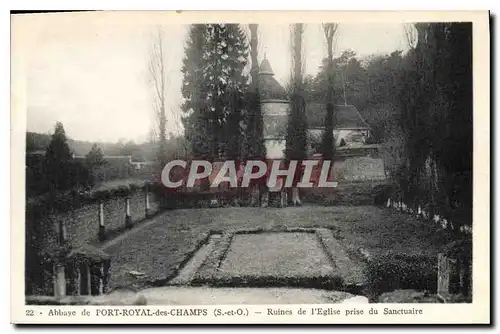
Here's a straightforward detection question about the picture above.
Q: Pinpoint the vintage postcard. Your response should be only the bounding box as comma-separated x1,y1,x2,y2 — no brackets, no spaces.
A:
11,10,490,324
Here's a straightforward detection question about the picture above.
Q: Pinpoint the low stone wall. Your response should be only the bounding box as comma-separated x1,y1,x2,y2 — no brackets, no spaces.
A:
66,203,101,248
30,186,162,248
130,191,147,222
332,156,386,182
379,197,472,300
300,180,392,206
101,196,128,237
25,183,164,295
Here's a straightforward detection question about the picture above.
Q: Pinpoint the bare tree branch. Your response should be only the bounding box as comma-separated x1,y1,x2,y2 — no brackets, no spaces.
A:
289,23,305,88
249,24,259,90
148,26,169,163
322,23,338,87
404,23,418,49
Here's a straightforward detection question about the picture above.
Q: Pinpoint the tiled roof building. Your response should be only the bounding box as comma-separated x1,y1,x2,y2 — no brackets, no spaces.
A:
306,104,369,131
258,57,371,158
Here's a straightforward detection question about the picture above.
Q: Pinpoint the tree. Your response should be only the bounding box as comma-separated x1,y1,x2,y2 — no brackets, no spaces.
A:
321,23,339,161
403,23,418,50
243,24,267,205
116,140,145,161
312,50,368,107
363,51,403,142
149,28,169,166
244,24,266,160
398,23,472,221
286,23,308,162
181,24,249,162
225,88,244,161
306,49,401,143
85,143,106,166
391,23,472,295
85,144,107,184
44,122,74,190
285,23,308,205
181,25,208,160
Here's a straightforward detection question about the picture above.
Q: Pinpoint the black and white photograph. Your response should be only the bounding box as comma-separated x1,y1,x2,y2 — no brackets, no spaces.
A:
10,10,489,324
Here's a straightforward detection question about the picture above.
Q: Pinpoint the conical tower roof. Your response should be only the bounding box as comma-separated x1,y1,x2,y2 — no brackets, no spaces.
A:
258,56,287,100
259,55,274,75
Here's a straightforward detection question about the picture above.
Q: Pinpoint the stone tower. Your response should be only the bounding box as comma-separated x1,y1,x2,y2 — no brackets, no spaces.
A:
258,56,290,159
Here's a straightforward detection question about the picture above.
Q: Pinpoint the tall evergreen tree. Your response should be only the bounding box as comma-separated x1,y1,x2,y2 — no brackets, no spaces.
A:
286,24,308,205
286,24,308,162
397,22,472,223
181,25,208,159
181,24,249,161
225,87,244,162
44,122,74,190
393,23,472,295
321,23,338,161
245,24,266,160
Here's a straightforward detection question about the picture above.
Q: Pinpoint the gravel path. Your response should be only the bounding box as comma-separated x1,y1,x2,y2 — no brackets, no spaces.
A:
101,286,363,305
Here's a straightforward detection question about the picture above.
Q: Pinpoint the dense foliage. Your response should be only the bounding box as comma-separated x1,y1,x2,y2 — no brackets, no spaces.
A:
396,23,472,227
305,49,404,143
26,123,93,196
303,23,472,228
181,24,249,161
285,24,308,163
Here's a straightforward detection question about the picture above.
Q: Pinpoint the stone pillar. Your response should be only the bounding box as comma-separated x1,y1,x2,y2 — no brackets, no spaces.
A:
53,264,66,297
78,263,90,295
98,203,105,241
66,262,80,296
250,184,260,207
291,187,301,206
145,188,151,218
125,197,132,228
86,264,92,295
90,263,103,296
437,253,458,301
102,259,110,294
279,190,287,208
437,253,449,295
99,263,105,295
59,221,67,245
261,191,269,208
74,266,81,296
260,184,269,208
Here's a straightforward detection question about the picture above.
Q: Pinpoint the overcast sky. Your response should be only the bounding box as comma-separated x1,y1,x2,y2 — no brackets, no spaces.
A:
25,17,408,143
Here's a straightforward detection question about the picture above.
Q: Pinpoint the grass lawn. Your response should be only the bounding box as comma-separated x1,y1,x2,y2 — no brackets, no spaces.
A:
102,205,451,291
219,232,333,277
